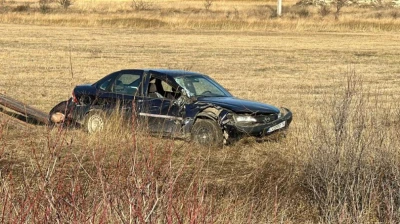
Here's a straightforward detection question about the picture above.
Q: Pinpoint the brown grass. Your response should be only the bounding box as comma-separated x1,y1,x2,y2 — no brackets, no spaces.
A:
1,0,400,31
1,1,400,221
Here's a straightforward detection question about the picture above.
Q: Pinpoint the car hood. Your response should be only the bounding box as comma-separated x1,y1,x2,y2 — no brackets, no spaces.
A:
196,97,280,114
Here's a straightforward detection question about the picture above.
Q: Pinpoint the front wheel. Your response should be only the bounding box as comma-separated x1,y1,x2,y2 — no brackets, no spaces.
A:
84,110,106,134
191,119,223,148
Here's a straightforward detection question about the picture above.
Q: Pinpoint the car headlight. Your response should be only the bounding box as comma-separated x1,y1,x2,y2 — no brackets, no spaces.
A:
234,115,257,123
278,108,288,118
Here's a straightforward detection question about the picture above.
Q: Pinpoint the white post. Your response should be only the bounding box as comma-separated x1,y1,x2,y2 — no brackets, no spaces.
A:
277,0,282,17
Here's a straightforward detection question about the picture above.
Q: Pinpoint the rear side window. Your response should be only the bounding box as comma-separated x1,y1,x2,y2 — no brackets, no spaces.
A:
112,73,142,96
118,74,140,85
99,78,112,91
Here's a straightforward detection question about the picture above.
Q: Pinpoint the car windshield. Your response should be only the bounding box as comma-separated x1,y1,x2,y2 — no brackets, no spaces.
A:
174,75,231,97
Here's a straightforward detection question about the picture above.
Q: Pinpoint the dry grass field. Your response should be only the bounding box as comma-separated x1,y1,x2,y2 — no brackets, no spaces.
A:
1,0,400,222
2,0,400,31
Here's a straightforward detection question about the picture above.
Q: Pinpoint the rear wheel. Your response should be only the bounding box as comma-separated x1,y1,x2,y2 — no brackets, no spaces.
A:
84,110,105,134
191,119,223,148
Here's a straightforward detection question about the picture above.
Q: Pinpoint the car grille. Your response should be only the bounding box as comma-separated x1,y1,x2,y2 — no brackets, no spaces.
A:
255,114,278,123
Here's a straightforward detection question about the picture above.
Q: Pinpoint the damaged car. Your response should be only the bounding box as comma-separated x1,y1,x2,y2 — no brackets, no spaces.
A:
50,69,292,147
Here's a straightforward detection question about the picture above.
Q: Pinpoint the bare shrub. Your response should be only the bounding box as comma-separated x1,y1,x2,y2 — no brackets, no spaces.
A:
204,0,213,11
286,6,312,19
39,0,50,13
226,7,240,19
249,5,277,19
297,7,311,17
319,4,331,17
303,70,400,223
297,0,356,20
233,7,240,19
374,11,383,19
58,0,71,9
390,9,400,19
334,0,358,20
131,0,153,11
13,3,30,12
373,0,395,8
296,0,317,5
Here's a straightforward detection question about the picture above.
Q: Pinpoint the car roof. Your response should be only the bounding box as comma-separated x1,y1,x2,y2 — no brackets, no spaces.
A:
142,69,207,78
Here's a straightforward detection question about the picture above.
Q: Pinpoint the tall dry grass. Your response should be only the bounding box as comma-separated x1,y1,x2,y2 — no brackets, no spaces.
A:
1,5,400,221
302,71,400,223
1,70,400,222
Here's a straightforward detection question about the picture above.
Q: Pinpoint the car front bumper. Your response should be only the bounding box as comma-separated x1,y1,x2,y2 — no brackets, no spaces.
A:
224,108,293,138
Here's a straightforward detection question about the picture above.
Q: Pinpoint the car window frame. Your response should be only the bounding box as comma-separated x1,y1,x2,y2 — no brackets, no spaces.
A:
95,70,145,97
145,72,181,100
174,75,232,98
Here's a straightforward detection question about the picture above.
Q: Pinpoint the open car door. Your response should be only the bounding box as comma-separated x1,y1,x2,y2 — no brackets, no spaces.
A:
138,72,184,136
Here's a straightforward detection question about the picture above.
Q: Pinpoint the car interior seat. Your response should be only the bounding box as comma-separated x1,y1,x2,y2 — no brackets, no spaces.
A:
155,79,166,97
148,82,161,98
113,80,125,94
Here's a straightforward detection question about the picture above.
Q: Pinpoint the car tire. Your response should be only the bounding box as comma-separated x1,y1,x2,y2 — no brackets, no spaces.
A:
84,110,106,134
191,119,223,148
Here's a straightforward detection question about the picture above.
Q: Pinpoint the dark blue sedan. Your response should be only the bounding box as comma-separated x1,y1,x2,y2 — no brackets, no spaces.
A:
49,69,292,147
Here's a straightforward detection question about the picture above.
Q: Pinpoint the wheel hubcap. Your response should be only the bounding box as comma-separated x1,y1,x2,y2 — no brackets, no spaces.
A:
88,115,104,133
196,127,213,145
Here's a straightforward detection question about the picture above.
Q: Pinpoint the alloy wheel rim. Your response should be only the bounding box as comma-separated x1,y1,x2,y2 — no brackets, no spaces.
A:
196,127,213,145
88,114,104,133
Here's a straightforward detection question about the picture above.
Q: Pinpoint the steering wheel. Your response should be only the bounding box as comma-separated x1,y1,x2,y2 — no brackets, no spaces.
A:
200,90,213,96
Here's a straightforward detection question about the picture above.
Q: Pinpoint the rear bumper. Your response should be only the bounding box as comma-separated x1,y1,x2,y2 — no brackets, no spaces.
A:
70,104,91,124
224,108,293,138
61,98,90,124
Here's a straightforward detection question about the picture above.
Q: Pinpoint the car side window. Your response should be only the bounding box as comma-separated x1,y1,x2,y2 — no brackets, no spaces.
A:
112,73,142,96
99,78,112,91
147,77,181,100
